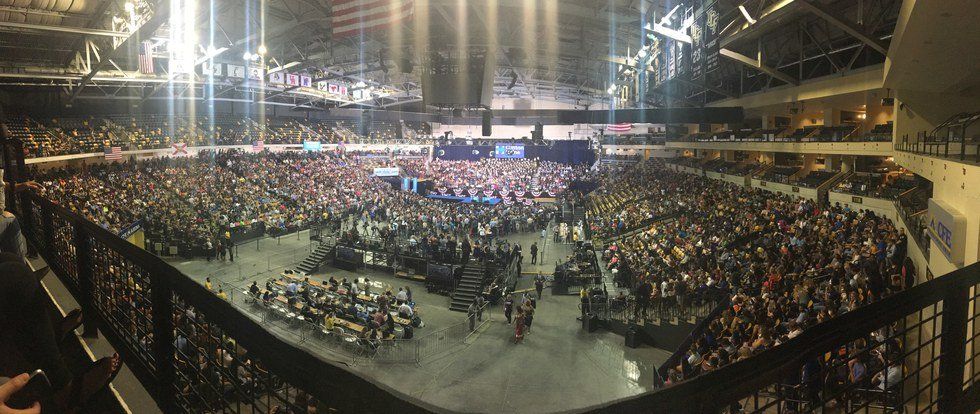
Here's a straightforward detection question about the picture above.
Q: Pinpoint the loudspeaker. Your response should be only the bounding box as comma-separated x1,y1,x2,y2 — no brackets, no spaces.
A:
625,325,641,348
482,111,492,136
452,108,463,117
881,97,895,107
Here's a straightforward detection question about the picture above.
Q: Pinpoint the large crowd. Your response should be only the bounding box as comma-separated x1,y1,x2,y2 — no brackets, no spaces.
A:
591,160,911,390
34,151,569,258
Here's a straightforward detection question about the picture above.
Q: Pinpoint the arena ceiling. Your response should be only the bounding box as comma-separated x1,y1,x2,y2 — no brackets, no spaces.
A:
0,0,901,112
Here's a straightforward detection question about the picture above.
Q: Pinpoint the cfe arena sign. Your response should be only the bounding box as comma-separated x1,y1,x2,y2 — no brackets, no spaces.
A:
927,199,967,265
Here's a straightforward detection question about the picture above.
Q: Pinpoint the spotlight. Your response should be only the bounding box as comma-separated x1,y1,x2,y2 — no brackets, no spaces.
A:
124,2,135,12
607,85,616,95
243,52,252,61
257,45,267,56
637,49,647,58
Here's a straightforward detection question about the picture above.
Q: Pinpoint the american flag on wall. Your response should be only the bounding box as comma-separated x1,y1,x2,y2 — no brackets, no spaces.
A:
138,41,154,74
104,146,122,160
606,123,633,133
252,140,264,152
331,0,415,39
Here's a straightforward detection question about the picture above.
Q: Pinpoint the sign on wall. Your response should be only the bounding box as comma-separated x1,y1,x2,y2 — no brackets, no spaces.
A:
373,167,400,177
927,198,967,265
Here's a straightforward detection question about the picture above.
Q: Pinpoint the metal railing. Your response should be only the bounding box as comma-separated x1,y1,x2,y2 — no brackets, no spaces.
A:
15,190,435,413
5,136,980,413
587,262,980,413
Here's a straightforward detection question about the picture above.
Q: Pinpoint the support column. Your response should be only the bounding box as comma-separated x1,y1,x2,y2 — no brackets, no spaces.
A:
822,106,841,127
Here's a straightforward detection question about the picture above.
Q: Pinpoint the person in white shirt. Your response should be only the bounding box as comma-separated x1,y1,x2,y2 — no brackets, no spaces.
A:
395,288,408,304
398,302,413,318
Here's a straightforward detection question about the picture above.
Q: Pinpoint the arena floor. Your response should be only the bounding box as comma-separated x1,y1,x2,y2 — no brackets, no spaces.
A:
169,226,670,413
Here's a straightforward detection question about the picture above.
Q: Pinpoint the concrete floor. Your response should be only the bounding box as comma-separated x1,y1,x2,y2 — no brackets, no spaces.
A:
169,226,670,413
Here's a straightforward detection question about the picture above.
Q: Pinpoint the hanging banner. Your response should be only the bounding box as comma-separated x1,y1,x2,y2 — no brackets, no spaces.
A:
227,64,245,79
269,71,285,85
704,1,721,73
300,75,312,88
691,9,705,80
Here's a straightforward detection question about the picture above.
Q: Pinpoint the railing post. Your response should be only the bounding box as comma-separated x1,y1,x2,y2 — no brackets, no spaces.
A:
937,282,969,412
150,271,176,413
73,221,98,338
41,202,54,253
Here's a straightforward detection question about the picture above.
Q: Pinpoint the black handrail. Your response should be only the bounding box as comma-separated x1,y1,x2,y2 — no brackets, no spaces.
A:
16,191,439,413
586,262,980,413
655,295,730,380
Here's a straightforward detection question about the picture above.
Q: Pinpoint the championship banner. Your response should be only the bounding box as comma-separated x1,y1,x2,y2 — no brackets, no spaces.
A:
300,75,312,88
704,1,721,73
286,73,300,86
667,40,676,80
317,81,329,91
691,7,705,80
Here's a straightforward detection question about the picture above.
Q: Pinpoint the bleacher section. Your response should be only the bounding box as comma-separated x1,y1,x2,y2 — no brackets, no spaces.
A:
757,165,800,183
673,123,891,143
797,170,838,188
835,172,917,199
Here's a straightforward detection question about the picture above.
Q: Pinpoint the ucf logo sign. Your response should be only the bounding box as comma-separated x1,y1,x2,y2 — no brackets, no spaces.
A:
927,198,967,265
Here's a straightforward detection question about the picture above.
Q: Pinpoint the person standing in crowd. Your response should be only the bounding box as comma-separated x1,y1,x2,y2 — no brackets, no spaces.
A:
0,164,40,260
461,237,471,264
530,242,538,265
475,294,485,322
503,294,514,324
534,272,546,300
635,280,652,321
522,299,534,334
467,300,478,332
513,308,526,344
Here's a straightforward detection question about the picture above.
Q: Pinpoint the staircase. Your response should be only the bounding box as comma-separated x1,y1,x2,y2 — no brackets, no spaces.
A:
449,262,486,312
295,241,335,275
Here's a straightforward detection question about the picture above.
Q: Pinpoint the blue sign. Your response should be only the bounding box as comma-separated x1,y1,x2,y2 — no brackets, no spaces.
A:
303,141,322,151
927,198,967,265
494,144,525,159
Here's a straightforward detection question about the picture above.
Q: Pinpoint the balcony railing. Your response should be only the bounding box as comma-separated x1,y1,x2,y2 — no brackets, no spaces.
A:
5,136,980,414
15,190,436,413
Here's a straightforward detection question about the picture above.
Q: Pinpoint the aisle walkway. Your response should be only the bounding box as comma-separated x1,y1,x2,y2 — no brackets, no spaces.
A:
168,223,669,413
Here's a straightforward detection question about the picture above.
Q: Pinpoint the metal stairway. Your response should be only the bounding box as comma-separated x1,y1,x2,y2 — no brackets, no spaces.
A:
449,262,485,312
295,241,335,275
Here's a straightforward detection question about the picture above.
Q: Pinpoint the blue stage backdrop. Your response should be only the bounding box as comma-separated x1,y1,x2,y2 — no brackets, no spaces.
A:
433,140,594,164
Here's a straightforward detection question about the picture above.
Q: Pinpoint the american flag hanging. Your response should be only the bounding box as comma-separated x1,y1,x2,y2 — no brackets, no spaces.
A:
138,41,154,74
104,146,122,160
331,0,415,39
251,140,264,152
606,123,633,133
